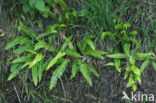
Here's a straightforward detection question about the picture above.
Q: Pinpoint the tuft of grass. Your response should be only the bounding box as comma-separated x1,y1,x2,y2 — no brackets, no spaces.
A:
76,0,121,35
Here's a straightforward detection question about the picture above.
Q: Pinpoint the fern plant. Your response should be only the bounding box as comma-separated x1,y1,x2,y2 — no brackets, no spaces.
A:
5,24,105,90
101,21,156,91
5,4,106,90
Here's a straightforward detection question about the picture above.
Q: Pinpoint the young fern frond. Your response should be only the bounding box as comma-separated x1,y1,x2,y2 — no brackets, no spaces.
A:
70,60,79,80
5,36,29,50
80,64,92,86
49,59,69,90
7,64,21,81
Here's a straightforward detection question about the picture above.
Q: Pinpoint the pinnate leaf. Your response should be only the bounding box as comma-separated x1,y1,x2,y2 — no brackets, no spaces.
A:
65,49,81,57
106,53,126,58
8,64,20,81
49,59,69,90
12,56,31,64
70,60,79,80
13,44,33,54
123,43,130,56
87,65,99,78
86,39,95,50
131,65,141,76
5,36,28,50
140,60,149,73
46,52,66,70
18,23,38,40
35,40,56,52
32,65,38,86
60,35,73,51
29,53,44,68
80,64,92,86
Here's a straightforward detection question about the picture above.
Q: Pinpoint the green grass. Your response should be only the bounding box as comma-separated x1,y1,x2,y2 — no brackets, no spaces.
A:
76,0,117,35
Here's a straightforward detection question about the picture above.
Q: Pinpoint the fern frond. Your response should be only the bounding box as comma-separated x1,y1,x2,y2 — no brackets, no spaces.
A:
5,36,29,50
49,59,69,90
32,65,38,86
29,53,44,68
46,52,66,70
80,64,92,86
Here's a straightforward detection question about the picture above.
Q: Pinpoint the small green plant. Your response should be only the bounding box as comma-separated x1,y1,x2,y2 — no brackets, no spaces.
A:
5,4,106,90
101,21,156,91
5,23,105,90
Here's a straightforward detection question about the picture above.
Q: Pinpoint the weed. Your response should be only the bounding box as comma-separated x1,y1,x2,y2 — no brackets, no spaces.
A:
102,21,156,91
5,1,106,90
